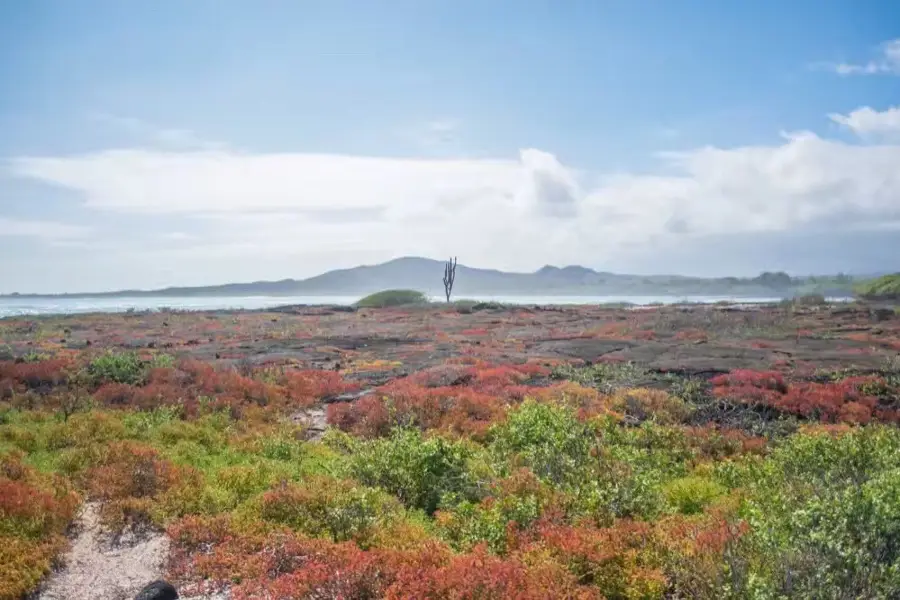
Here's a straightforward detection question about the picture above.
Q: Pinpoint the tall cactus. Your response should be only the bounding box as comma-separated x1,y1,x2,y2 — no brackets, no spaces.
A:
443,256,457,303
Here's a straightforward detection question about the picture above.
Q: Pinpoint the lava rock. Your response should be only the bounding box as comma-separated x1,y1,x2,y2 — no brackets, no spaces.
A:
135,580,178,600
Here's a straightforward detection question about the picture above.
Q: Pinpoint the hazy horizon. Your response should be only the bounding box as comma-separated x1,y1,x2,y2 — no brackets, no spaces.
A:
3,1,900,293
0,255,873,297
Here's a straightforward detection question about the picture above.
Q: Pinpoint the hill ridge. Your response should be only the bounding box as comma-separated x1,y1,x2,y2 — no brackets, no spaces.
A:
1,257,859,298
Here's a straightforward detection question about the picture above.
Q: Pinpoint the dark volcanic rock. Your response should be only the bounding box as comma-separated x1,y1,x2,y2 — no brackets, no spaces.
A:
134,580,178,600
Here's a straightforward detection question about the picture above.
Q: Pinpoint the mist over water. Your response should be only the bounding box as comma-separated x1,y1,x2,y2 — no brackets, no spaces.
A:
0,294,794,318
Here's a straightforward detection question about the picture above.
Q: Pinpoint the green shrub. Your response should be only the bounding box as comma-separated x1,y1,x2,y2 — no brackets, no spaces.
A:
663,476,726,515
46,411,126,451
490,399,594,486
452,300,505,314
156,420,226,453
855,273,900,300
214,464,277,503
348,428,478,514
436,470,554,553
355,289,428,308
791,293,827,307
122,406,182,440
730,427,900,597
258,476,402,545
87,351,147,385
780,469,900,597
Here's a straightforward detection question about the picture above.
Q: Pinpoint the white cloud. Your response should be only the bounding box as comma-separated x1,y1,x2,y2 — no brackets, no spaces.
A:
829,38,900,76
8,150,538,215
829,106,900,138
7,115,900,274
0,217,90,240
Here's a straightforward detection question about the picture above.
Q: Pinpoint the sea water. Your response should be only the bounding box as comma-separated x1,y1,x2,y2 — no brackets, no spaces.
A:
0,294,793,318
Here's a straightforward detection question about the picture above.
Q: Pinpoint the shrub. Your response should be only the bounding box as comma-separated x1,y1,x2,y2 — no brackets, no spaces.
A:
387,544,601,600
855,273,900,300
0,534,68,599
0,475,79,540
0,454,78,599
349,428,478,514
214,464,276,503
727,427,900,597
328,380,508,439
86,441,186,533
655,505,752,599
789,468,900,597
258,477,403,546
355,289,428,308
526,520,666,599
552,362,655,394
87,351,148,385
283,369,359,403
93,382,141,406
711,370,888,424
662,476,727,515
791,293,827,307
435,469,557,554
408,364,474,388
490,399,595,486
168,516,396,598
0,358,71,390
610,388,691,425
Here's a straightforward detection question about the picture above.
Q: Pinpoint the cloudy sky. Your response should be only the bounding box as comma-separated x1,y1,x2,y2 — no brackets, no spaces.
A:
2,0,900,293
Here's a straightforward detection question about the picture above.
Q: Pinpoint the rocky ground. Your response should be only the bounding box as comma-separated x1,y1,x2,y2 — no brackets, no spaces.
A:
4,302,897,379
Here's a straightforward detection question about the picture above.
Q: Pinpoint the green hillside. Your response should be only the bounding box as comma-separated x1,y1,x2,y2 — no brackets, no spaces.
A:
856,274,900,300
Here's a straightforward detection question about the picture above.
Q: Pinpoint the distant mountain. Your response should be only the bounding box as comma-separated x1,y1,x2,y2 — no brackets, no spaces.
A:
2,257,860,299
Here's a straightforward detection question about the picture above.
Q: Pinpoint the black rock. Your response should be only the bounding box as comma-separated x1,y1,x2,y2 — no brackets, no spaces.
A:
134,580,178,600
871,307,895,322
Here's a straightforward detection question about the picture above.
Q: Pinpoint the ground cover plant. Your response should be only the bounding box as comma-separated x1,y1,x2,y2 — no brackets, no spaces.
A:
856,273,900,301
354,289,429,308
1,301,900,598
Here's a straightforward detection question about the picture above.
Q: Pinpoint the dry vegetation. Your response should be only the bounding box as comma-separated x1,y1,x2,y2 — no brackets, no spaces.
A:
1,301,900,599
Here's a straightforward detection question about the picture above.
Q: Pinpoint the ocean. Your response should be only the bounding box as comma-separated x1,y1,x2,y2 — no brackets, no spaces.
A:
0,294,791,318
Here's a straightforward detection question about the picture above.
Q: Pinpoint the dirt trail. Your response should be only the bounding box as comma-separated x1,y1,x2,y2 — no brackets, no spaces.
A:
37,503,225,600
38,503,169,600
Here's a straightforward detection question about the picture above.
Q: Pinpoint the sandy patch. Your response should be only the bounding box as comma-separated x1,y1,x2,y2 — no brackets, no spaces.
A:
37,502,229,599
37,503,169,600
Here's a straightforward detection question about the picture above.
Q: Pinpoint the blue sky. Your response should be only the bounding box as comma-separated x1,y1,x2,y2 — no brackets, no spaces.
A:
1,1,899,292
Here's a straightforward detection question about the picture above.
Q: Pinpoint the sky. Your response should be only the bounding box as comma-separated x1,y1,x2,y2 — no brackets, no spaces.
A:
1,0,900,293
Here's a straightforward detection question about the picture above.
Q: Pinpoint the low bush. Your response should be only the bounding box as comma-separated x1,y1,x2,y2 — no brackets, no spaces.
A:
258,477,403,546
662,476,727,515
84,441,190,533
389,544,601,600
855,273,900,300
610,388,692,425
525,520,666,599
348,428,479,514
435,468,557,554
490,399,595,486
87,351,148,386
0,534,68,599
355,289,428,308
0,452,79,597
791,293,827,307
